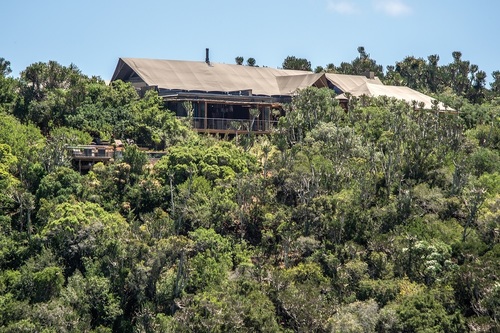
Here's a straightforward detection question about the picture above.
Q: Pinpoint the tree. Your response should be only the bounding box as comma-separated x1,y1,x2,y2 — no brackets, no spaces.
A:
313,63,337,73
62,269,122,329
0,58,17,114
490,70,500,97
382,290,463,333
333,47,383,77
185,228,232,293
0,143,18,195
35,166,82,203
40,127,91,173
270,262,333,331
0,58,12,77
395,56,427,90
16,61,93,133
129,90,189,149
460,184,487,243
0,143,20,236
327,299,380,333
171,278,281,332
468,68,487,104
0,113,46,193
426,54,442,93
122,144,148,178
235,56,244,65
282,56,312,71
442,62,488,105
16,254,65,303
41,200,129,274
246,57,256,67
154,139,257,186
455,245,500,330
275,87,338,145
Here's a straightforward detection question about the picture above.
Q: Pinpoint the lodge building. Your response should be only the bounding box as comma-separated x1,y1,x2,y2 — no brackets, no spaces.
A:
111,50,451,135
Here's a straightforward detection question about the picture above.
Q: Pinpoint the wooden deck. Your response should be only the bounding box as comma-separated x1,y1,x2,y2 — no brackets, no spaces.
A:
67,145,171,172
68,145,115,172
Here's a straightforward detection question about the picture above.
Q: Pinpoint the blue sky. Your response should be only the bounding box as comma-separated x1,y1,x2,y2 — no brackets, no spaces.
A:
2,0,499,84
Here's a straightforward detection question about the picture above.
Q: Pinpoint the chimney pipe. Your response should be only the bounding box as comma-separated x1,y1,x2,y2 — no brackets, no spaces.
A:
205,48,210,65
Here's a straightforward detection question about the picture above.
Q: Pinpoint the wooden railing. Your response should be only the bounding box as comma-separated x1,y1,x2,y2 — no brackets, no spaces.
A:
67,145,115,160
186,117,278,133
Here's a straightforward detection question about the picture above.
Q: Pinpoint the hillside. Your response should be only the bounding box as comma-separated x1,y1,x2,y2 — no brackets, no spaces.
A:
0,56,499,332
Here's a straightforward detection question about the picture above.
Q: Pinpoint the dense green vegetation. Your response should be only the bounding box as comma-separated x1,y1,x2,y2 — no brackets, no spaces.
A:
0,52,499,332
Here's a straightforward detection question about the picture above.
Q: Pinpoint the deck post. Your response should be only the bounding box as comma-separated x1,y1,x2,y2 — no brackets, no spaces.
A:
204,101,208,129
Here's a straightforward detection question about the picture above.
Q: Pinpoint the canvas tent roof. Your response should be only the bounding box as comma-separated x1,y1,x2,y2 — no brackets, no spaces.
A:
112,57,451,111
336,82,452,111
276,73,329,95
325,73,383,92
112,58,321,96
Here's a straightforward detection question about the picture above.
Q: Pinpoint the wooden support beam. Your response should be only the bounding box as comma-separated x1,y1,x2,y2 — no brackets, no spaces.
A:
204,101,208,129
